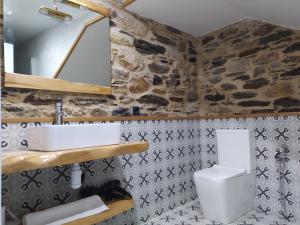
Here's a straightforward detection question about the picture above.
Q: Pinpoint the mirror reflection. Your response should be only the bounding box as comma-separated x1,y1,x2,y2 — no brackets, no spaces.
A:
3,0,112,86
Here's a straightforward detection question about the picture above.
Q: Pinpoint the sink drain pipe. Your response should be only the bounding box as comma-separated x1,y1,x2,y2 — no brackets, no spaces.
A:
54,98,84,189
71,163,82,189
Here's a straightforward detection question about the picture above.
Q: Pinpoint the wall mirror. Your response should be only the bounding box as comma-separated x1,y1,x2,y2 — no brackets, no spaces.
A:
3,0,113,94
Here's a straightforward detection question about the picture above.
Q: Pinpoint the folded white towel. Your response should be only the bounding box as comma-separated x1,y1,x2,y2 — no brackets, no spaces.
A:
22,195,108,225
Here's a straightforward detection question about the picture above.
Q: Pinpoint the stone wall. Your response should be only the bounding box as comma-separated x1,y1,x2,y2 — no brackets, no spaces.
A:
198,19,300,116
2,5,199,118
2,10,300,118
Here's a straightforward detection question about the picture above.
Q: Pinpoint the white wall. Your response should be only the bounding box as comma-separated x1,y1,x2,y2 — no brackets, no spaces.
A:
59,17,111,86
4,43,14,73
15,13,96,77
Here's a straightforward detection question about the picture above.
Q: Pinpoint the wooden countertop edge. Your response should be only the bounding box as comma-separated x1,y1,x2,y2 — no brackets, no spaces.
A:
3,141,149,174
2,111,300,123
64,199,134,225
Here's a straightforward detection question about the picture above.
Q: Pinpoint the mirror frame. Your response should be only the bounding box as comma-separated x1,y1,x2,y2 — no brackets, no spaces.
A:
3,0,134,95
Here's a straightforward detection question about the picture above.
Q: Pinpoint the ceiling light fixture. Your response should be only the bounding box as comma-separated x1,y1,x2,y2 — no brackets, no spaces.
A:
39,0,73,22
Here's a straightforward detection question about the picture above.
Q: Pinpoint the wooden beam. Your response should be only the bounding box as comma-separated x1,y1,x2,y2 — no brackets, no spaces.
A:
67,0,110,16
122,0,136,7
4,73,112,95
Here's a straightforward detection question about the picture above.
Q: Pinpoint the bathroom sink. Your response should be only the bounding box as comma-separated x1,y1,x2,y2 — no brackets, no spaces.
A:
27,123,121,151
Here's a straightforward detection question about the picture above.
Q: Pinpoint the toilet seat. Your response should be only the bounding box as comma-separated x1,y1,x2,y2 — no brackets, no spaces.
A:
194,165,246,180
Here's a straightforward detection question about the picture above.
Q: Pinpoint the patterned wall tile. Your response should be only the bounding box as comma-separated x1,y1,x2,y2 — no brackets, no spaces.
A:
2,117,300,224
2,120,202,224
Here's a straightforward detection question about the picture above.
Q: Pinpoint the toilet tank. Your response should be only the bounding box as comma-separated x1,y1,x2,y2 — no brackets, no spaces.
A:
216,130,255,171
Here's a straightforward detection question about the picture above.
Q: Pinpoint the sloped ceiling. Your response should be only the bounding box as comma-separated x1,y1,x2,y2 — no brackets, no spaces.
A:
127,0,300,37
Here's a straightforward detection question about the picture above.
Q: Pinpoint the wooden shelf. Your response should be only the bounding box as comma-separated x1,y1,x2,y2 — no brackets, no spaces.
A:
4,73,112,95
2,142,149,174
64,199,134,225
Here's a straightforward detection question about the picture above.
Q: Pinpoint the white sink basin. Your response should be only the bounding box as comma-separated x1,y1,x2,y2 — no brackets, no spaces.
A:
27,123,121,151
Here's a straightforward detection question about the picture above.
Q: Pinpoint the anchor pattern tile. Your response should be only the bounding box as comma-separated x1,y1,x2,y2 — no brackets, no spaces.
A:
2,116,300,225
2,120,202,224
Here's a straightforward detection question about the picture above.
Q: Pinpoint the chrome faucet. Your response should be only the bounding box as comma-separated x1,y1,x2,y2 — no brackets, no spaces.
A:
54,97,64,125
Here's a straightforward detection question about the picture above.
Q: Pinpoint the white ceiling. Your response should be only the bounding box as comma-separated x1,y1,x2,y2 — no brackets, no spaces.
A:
4,0,98,44
128,0,300,37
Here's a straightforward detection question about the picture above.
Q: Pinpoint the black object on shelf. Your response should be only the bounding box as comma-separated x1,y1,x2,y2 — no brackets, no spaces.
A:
80,180,132,203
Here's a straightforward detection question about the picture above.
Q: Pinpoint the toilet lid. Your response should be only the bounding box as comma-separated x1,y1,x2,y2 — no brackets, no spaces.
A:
194,165,246,180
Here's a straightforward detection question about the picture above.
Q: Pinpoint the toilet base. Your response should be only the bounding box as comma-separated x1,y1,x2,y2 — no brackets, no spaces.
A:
195,171,255,224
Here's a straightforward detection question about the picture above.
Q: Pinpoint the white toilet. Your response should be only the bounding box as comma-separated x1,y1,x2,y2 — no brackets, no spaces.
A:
194,129,256,224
